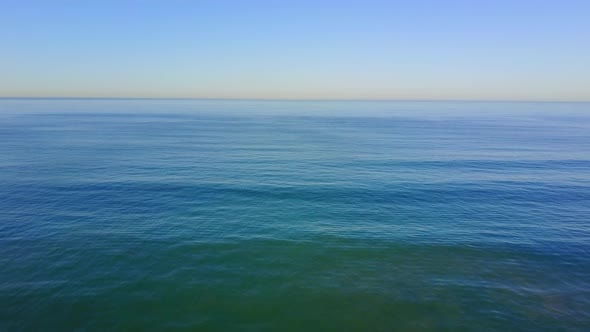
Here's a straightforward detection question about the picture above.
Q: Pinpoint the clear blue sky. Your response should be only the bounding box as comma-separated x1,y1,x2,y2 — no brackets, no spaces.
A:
1,0,589,100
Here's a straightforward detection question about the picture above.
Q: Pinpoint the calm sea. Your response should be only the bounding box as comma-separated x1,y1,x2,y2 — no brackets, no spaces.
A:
1,99,589,331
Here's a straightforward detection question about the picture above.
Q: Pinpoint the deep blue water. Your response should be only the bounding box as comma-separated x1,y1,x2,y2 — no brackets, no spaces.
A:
1,99,589,331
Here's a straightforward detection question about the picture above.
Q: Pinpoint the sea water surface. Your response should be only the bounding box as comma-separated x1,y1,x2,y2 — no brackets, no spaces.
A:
1,99,589,331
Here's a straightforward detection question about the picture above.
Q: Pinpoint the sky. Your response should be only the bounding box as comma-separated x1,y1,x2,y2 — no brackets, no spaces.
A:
1,0,589,101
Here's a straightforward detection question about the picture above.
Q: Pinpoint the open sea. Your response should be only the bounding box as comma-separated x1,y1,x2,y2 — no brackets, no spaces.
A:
1,99,589,331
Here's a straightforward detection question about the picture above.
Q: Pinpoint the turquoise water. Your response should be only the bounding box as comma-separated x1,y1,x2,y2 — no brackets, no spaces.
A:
1,99,589,331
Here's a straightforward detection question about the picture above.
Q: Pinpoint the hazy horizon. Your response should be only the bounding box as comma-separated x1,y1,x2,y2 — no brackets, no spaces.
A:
1,0,589,101
0,96,590,104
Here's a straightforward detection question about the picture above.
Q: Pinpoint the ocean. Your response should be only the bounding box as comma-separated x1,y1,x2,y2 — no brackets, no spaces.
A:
1,99,589,331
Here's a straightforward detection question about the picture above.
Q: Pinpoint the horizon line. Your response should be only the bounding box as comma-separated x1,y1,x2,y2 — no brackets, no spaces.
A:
1,96,589,103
